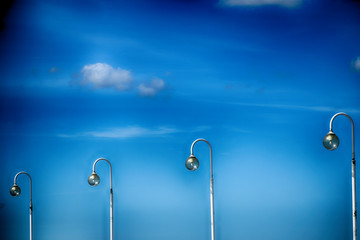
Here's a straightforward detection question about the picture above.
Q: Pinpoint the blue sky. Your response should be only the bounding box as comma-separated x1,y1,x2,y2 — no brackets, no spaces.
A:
0,0,360,239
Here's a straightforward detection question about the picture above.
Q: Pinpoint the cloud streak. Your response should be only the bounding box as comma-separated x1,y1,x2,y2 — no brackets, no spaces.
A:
58,126,210,139
228,102,360,114
202,100,360,114
219,0,301,7
87,126,178,138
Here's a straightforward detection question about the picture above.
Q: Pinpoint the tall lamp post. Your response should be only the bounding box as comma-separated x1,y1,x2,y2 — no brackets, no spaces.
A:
185,138,215,240
323,112,356,240
88,158,113,240
9,171,33,240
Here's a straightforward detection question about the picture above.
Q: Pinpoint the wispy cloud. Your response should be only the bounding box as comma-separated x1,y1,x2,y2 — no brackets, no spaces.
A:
87,126,178,138
218,0,301,8
138,77,165,97
49,67,59,73
352,57,360,72
78,63,133,91
226,102,360,114
58,126,210,139
201,99,360,114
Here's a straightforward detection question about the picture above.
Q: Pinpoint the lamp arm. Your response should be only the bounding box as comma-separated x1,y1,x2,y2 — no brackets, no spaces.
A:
92,158,113,189
14,171,32,204
190,138,213,177
329,112,355,159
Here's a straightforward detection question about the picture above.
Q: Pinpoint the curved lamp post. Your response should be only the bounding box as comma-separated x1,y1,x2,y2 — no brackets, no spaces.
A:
185,138,215,240
323,112,356,240
9,171,33,240
88,158,113,240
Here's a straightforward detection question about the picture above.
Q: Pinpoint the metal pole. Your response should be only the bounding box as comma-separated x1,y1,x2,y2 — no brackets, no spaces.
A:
93,158,113,240
191,138,215,240
329,112,356,240
14,171,33,240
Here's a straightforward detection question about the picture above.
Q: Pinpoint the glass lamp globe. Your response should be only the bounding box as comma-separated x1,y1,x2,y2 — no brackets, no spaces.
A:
88,172,100,186
323,132,339,150
185,155,199,171
10,185,21,197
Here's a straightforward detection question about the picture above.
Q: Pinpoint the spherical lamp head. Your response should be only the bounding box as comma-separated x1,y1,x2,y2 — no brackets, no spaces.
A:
323,131,339,150
10,184,21,197
88,172,100,186
185,155,199,171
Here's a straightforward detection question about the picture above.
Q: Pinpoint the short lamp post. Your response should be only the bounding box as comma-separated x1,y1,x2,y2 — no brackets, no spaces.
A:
9,171,33,240
185,138,215,240
323,112,357,240
88,158,113,240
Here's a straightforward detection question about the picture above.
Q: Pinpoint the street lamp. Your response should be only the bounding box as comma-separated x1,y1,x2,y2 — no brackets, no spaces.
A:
185,138,215,240
88,158,113,240
10,171,33,240
323,112,356,240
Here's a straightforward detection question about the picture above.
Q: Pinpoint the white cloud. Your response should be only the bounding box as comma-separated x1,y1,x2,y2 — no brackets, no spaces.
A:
76,64,170,96
138,77,165,97
219,0,301,7
352,57,360,72
80,63,133,90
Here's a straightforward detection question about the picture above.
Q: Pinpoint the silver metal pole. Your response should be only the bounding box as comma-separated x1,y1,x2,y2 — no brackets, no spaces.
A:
329,112,356,240
93,158,113,240
191,138,215,240
14,171,33,240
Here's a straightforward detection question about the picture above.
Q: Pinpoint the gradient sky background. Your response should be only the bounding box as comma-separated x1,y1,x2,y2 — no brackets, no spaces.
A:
0,0,360,239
